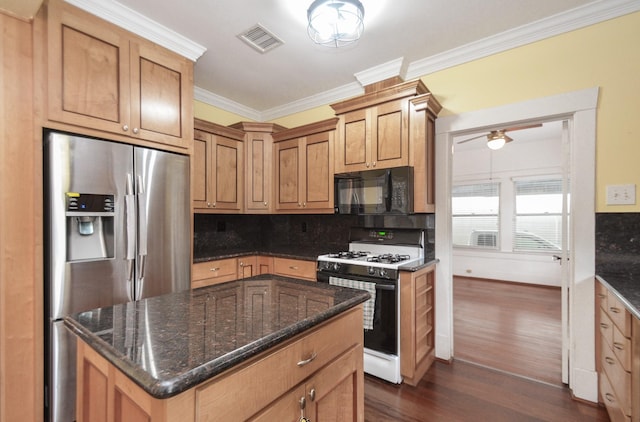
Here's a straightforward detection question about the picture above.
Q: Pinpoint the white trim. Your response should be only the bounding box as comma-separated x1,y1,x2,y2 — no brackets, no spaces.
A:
407,0,640,79
64,0,206,62
354,57,406,87
435,87,599,401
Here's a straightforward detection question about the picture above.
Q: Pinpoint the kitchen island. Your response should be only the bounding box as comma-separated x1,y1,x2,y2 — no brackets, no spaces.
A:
64,274,370,422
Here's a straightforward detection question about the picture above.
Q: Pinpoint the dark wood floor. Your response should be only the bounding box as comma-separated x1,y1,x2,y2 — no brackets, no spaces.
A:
364,360,609,421
453,276,563,385
363,276,609,421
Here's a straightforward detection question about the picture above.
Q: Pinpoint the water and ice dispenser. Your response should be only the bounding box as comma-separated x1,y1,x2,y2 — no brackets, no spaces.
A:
65,193,115,262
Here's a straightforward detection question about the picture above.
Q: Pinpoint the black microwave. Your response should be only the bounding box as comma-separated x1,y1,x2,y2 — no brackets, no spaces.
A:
334,166,414,215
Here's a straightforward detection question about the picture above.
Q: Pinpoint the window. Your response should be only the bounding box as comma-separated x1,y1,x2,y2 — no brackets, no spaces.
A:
452,183,499,248
513,178,566,251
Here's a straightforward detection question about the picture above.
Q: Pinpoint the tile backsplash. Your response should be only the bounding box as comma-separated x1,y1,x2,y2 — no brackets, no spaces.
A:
194,213,435,260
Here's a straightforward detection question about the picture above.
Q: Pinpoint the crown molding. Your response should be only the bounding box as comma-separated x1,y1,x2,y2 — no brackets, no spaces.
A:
406,0,640,79
196,0,640,121
64,0,206,62
354,57,406,87
194,87,262,122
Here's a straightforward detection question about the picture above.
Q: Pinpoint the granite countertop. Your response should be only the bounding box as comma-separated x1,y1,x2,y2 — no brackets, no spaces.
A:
64,274,370,399
596,252,640,319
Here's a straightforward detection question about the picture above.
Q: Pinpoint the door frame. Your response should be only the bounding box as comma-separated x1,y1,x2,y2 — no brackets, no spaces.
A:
434,87,599,402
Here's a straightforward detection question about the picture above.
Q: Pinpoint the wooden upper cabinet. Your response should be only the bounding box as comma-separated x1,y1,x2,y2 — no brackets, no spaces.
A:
337,98,408,172
332,79,442,210
273,119,337,213
45,0,192,149
193,119,244,213
230,122,286,213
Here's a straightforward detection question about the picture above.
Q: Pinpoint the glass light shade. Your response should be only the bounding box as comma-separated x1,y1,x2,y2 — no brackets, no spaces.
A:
487,137,506,150
307,0,364,48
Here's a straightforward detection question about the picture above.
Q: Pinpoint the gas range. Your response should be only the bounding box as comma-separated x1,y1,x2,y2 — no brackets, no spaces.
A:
317,228,424,280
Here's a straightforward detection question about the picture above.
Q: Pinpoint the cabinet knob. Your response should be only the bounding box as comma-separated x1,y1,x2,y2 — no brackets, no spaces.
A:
212,203,217,208
366,162,370,168
308,388,316,402
133,127,139,134
122,124,129,132
303,202,306,207
372,161,376,167
264,201,268,206
299,396,306,410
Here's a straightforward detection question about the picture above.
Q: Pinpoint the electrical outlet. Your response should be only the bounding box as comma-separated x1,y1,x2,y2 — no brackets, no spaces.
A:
606,184,636,205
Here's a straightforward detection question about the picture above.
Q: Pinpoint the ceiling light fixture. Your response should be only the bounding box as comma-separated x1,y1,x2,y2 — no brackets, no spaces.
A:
307,0,365,48
486,130,513,150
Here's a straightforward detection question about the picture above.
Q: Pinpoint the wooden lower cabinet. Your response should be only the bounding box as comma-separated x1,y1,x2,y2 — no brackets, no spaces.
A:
596,279,640,422
238,255,257,278
399,263,436,386
76,307,364,422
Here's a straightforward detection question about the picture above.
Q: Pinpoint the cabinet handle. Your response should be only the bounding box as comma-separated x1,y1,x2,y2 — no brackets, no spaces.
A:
212,202,217,208
210,267,220,272
366,162,370,168
264,201,268,206
308,388,316,402
372,161,376,167
613,342,625,351
297,352,317,367
132,127,139,134
597,293,606,299
303,202,306,207
289,266,299,270
605,356,616,365
609,307,621,314
122,124,129,132
239,262,244,267
600,322,609,329
605,393,616,403
299,396,306,410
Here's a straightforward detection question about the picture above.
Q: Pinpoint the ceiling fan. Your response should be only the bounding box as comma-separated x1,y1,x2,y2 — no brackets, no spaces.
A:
457,124,543,150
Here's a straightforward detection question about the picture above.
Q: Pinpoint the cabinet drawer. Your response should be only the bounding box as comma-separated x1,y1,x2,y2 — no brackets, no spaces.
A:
273,257,316,281
612,323,632,372
607,292,632,338
600,371,632,422
192,259,237,287
194,307,361,421
601,339,631,416
600,308,614,348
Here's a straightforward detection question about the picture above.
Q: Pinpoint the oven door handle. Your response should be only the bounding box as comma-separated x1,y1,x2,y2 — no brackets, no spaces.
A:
375,283,396,291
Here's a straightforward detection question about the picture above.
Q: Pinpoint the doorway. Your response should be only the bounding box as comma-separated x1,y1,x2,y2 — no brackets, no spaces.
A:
433,87,599,402
450,120,568,385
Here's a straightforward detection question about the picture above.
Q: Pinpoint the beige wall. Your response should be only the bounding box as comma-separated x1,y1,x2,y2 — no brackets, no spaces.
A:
197,11,640,213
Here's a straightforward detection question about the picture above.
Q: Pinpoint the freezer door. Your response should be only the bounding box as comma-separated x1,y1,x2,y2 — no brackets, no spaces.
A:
45,133,133,319
48,320,76,422
134,147,191,299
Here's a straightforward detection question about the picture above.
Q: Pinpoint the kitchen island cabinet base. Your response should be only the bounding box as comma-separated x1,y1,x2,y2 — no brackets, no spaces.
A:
75,306,364,422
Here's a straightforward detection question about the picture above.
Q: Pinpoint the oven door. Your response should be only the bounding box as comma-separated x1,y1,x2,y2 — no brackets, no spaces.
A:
317,270,398,356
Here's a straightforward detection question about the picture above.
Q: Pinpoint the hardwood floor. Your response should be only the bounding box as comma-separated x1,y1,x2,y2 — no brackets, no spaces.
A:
453,276,562,386
364,360,609,421
363,276,609,421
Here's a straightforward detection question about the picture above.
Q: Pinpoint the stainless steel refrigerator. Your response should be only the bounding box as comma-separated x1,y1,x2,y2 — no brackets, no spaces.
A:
44,131,191,422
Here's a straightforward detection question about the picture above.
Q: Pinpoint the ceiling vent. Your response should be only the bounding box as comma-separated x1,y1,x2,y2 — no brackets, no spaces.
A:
238,24,284,54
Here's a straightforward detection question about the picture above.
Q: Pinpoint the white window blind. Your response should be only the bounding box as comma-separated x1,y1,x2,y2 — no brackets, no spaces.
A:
452,183,499,248
513,178,566,251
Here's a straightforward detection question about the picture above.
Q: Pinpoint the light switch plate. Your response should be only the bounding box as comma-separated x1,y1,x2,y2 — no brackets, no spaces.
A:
606,184,636,205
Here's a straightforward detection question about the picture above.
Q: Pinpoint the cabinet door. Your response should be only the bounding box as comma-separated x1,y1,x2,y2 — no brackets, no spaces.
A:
192,258,238,288
129,40,192,148
192,130,212,209
245,132,273,212
238,256,257,278
257,255,274,275
372,99,409,169
338,109,369,172
306,345,362,422
47,3,130,134
275,138,303,211
211,134,243,211
304,131,334,211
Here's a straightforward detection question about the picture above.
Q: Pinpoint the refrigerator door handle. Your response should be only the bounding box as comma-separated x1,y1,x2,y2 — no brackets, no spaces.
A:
125,174,136,301
136,175,148,300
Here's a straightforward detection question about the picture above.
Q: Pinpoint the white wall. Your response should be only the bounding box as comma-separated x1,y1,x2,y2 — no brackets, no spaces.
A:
452,130,564,286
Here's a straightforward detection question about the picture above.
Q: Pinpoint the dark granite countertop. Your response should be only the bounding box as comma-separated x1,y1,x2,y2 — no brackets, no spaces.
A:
596,252,640,320
64,274,370,399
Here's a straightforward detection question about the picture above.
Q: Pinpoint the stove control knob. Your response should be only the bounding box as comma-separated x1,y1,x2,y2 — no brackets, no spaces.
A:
379,268,388,278
368,267,376,276
332,262,341,271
